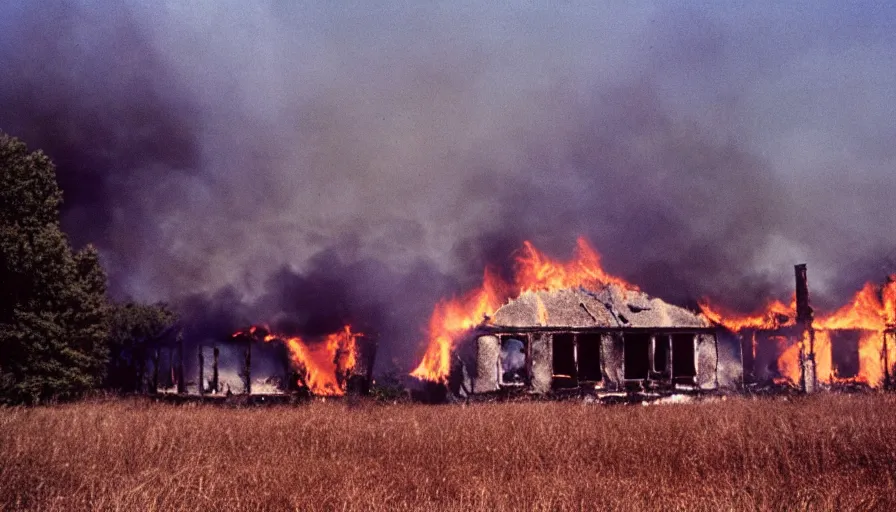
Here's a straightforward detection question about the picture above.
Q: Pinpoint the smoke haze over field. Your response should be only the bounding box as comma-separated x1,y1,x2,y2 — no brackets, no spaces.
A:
2,2,895,369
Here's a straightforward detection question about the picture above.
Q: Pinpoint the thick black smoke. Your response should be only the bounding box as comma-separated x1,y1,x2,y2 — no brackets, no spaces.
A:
2,2,896,371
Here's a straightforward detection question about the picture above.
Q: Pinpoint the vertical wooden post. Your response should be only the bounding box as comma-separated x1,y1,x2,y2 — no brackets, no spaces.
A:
168,347,174,389
135,346,145,393
152,348,160,394
365,335,379,395
198,345,205,396
883,331,891,390
244,340,252,394
795,264,816,393
176,335,186,394
212,346,219,394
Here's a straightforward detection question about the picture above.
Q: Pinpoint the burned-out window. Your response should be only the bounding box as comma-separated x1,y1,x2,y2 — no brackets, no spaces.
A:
500,336,528,385
671,334,697,378
552,333,577,388
624,333,651,380
577,333,602,381
652,335,670,376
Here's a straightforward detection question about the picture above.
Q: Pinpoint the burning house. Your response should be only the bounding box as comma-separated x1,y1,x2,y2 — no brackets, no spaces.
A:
140,238,894,402
414,238,896,400
146,325,376,399
410,238,743,399
451,284,742,397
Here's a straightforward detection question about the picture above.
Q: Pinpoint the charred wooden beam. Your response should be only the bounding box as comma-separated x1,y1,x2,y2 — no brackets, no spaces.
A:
795,264,813,324
356,334,379,395
795,264,816,393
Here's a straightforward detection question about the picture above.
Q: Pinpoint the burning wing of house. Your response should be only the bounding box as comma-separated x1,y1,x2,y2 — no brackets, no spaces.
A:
144,325,377,399
704,265,896,391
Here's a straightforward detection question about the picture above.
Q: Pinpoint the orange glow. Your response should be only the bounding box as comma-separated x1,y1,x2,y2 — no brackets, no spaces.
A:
514,238,637,293
776,338,801,386
699,298,795,332
813,330,833,384
234,324,361,396
412,237,638,382
704,274,896,387
410,269,507,382
816,282,887,332
815,282,891,387
885,279,896,326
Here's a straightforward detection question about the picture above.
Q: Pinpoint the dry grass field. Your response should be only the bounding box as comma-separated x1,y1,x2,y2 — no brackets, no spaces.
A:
2,394,896,511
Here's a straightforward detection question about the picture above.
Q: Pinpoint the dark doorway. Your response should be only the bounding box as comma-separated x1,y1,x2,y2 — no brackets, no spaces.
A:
624,333,651,380
672,334,697,379
577,333,602,381
652,334,671,377
552,333,577,388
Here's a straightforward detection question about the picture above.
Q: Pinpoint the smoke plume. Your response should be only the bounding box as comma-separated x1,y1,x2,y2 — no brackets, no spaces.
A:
2,2,895,371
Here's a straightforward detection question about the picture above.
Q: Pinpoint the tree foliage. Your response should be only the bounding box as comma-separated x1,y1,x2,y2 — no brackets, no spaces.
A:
0,133,110,403
105,302,177,392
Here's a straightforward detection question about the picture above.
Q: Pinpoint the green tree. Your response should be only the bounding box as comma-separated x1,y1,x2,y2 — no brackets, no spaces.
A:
0,132,110,403
105,302,177,392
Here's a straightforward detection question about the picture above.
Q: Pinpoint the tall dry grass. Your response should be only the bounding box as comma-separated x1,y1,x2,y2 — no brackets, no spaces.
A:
1,394,896,511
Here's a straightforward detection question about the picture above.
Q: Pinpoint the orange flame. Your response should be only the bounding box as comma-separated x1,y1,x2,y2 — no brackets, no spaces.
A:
885,279,896,327
699,298,795,332
410,268,507,382
776,335,801,386
411,237,637,382
514,238,637,293
234,324,361,396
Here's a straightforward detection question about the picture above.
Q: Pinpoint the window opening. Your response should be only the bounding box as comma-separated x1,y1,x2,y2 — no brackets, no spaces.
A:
552,333,577,388
671,334,697,378
623,333,650,380
652,334,671,376
829,330,860,379
500,336,528,385
576,333,602,381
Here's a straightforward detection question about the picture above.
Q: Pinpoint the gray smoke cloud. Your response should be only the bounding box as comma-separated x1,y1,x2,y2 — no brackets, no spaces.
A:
2,1,895,370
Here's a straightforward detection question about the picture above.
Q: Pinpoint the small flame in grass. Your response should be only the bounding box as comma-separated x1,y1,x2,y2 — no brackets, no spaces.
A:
234,324,361,396
411,237,638,382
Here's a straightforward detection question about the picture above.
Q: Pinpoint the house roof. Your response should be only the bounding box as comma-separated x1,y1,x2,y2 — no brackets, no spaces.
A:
486,284,709,329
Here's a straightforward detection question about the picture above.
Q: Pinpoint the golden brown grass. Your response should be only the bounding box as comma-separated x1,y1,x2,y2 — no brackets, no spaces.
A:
2,394,896,511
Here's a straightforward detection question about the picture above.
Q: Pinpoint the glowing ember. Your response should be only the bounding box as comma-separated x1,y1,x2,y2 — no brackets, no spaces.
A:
411,237,638,382
233,324,361,396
